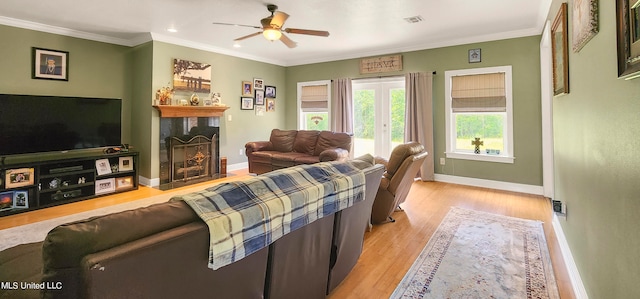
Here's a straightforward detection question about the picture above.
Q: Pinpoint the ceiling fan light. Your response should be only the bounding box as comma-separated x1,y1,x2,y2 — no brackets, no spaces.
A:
263,28,282,41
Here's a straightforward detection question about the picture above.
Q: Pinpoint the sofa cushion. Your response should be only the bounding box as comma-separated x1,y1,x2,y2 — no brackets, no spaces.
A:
294,155,321,165
269,129,298,152
292,130,319,155
271,152,310,162
313,131,352,156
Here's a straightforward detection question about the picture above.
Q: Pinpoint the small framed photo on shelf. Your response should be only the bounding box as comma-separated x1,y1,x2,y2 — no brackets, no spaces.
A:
115,176,134,191
13,191,28,209
241,97,254,110
253,78,264,90
95,178,116,195
95,159,112,176
265,85,276,98
32,47,69,81
119,156,134,172
241,81,253,97
255,89,265,105
5,168,34,188
0,191,14,211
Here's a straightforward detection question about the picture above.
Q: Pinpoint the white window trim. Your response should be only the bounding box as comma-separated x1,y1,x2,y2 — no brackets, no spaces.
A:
444,66,515,163
297,80,331,130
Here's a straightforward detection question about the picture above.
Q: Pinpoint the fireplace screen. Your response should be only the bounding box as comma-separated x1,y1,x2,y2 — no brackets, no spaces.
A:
169,135,217,182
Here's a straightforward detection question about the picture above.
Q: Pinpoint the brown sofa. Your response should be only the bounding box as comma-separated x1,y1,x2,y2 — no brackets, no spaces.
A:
0,160,384,299
245,129,352,174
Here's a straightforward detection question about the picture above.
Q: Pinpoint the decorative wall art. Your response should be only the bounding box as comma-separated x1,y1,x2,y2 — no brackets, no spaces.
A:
255,89,265,105
241,97,254,110
253,78,264,90
468,49,481,63
265,86,277,98
552,3,570,95
173,59,211,93
359,55,403,74
616,0,640,79
572,0,599,52
32,47,68,81
242,81,253,97
266,98,275,112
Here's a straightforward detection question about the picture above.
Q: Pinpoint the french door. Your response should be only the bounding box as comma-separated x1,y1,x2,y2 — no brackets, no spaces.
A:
352,77,405,158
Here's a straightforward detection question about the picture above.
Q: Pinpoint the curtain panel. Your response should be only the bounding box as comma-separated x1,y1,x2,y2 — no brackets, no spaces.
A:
405,72,434,181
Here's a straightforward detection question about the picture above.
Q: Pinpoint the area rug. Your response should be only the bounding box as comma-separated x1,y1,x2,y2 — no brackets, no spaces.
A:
391,207,560,299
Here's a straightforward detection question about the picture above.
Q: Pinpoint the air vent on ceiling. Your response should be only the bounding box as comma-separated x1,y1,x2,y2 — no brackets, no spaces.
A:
404,16,424,24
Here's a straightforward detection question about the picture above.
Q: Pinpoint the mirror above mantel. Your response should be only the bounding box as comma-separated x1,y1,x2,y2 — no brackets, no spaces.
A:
153,105,230,118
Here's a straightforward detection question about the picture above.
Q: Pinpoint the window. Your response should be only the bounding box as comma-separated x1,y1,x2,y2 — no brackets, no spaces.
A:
445,66,514,163
297,80,331,130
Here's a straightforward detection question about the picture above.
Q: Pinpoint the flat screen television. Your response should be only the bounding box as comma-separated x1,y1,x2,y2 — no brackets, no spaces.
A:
0,94,122,156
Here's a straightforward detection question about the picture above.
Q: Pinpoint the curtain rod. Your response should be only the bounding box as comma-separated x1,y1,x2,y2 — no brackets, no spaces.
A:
338,71,437,82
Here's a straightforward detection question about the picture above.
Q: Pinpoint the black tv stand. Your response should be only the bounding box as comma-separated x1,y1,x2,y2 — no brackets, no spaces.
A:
0,150,138,217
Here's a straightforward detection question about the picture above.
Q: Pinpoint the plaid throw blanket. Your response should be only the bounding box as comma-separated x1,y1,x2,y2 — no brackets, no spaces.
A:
170,162,365,270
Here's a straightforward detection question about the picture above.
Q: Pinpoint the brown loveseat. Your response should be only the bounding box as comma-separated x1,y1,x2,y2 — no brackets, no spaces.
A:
0,160,384,299
245,129,352,174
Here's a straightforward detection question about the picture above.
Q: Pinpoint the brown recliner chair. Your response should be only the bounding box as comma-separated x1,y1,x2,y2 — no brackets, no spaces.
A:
371,142,429,224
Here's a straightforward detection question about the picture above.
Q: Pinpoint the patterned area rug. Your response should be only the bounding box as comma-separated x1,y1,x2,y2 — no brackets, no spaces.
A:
391,207,560,299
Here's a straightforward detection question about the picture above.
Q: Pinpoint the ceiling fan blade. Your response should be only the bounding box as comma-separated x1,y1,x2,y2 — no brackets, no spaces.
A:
280,33,297,48
271,11,289,29
284,28,330,37
234,32,262,41
212,22,261,29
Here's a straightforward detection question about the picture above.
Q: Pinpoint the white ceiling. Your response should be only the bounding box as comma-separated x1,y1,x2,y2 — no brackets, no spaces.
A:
0,0,551,66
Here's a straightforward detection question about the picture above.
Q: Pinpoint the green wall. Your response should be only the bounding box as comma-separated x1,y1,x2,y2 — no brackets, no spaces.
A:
285,36,543,186
148,42,286,180
548,1,640,298
0,25,133,144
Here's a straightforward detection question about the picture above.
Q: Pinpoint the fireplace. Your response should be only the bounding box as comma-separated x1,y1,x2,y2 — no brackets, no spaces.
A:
158,117,220,189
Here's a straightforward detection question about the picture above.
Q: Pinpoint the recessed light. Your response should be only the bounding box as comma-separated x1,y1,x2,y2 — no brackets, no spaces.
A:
167,28,178,33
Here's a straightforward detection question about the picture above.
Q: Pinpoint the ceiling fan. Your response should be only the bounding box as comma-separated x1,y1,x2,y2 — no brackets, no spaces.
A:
212,4,330,48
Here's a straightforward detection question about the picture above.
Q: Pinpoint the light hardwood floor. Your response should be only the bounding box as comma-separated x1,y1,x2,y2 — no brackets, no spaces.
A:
0,173,574,299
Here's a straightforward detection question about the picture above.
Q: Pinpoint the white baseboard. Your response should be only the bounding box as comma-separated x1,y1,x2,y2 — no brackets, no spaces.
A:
138,176,159,187
137,163,248,187
434,174,544,195
228,162,248,172
552,214,589,299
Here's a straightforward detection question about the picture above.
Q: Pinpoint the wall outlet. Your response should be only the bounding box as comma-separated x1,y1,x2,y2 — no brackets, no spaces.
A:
440,158,446,165
239,148,243,156
552,200,567,216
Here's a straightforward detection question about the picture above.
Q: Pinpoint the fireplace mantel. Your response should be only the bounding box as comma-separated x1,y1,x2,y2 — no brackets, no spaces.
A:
153,105,230,118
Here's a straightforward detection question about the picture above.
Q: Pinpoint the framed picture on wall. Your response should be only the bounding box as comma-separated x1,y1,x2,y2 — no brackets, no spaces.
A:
265,86,276,98
551,3,569,95
255,89,265,105
241,81,253,97
32,47,68,81
241,97,254,110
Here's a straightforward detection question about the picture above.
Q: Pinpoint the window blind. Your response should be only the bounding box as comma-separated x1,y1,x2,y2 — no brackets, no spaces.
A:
451,72,506,112
300,84,329,109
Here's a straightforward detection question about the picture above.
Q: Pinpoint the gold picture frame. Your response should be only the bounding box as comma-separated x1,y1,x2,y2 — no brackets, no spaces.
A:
572,0,599,52
616,0,640,79
241,81,253,97
552,3,569,95
5,168,35,189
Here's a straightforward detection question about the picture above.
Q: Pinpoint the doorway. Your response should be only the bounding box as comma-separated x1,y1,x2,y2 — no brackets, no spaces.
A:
352,77,405,158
